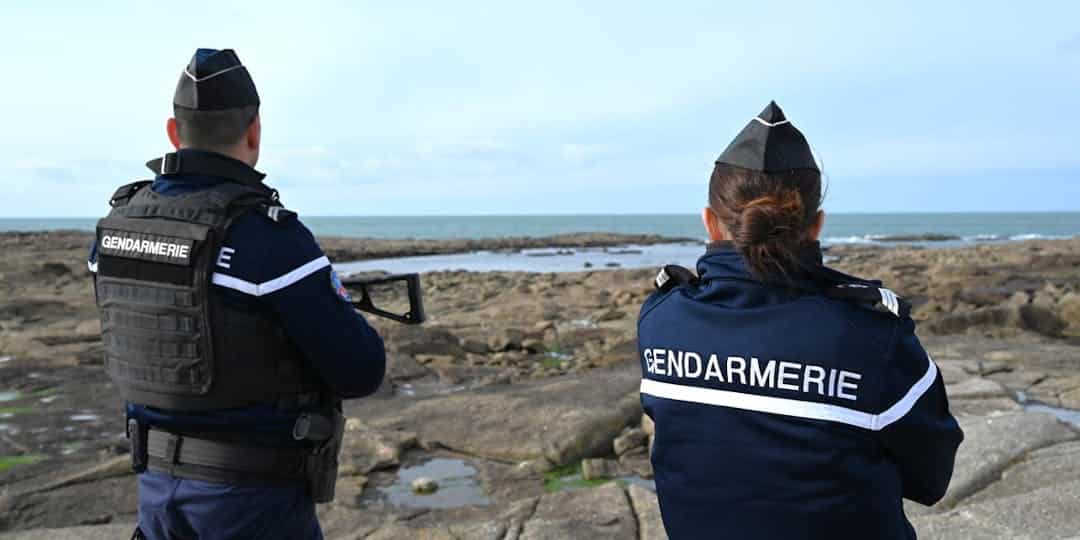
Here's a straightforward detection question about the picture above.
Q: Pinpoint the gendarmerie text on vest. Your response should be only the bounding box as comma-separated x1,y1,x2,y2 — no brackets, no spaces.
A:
643,348,862,401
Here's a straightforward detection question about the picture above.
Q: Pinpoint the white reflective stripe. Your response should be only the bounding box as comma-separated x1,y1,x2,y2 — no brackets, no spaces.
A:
752,117,791,127
640,353,938,431
88,260,98,273
211,256,330,296
872,354,939,430
183,64,246,82
879,287,900,316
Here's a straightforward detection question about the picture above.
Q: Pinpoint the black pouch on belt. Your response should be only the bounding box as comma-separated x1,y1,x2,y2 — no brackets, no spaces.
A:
127,418,149,473
294,409,346,503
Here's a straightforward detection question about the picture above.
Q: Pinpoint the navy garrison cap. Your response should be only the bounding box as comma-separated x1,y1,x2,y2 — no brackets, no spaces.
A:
173,48,260,111
716,101,818,173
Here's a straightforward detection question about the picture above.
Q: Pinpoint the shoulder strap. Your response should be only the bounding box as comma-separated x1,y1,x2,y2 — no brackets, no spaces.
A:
108,180,153,208
655,265,698,292
824,283,910,318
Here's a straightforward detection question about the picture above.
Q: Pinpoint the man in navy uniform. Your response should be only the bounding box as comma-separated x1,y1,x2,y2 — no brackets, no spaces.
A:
88,48,385,540
638,102,963,539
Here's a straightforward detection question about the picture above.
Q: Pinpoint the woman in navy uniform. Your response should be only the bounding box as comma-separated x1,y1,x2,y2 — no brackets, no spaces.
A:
638,102,963,540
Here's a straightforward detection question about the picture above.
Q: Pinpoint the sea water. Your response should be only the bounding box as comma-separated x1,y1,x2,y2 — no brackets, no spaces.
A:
3,212,1079,243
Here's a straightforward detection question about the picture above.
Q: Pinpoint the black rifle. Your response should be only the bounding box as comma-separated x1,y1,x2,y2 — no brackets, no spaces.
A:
341,273,426,325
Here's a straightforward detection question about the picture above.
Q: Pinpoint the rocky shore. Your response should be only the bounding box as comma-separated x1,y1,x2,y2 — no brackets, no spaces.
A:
1,231,1078,539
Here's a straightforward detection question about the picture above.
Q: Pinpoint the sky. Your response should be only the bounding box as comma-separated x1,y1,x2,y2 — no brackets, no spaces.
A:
0,1,1078,217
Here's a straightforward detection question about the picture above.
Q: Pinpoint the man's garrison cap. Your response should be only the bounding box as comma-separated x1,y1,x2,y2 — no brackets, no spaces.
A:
173,48,260,111
716,101,818,173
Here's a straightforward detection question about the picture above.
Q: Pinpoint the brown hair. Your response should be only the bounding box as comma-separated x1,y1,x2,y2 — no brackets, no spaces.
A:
708,163,823,279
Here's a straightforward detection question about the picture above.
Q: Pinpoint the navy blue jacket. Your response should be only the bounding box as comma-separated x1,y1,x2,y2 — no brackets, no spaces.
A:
638,243,962,540
89,150,386,446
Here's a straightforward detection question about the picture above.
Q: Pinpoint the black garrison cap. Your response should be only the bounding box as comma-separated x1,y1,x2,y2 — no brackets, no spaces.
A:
173,48,260,111
716,101,818,173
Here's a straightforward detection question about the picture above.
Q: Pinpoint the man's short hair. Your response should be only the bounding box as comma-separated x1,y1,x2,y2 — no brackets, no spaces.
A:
174,105,258,149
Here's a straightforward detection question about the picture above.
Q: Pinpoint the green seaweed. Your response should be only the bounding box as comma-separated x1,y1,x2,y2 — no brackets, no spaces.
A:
0,455,44,472
0,406,35,416
543,462,613,492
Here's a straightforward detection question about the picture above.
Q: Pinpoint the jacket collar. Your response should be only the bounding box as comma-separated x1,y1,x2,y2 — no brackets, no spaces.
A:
145,149,266,187
696,241,873,292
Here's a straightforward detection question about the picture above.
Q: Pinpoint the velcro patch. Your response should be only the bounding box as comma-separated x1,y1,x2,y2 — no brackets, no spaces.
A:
330,270,352,303
98,229,195,266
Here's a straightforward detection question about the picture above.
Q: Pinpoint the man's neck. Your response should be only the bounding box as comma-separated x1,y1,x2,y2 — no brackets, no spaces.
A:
179,146,252,167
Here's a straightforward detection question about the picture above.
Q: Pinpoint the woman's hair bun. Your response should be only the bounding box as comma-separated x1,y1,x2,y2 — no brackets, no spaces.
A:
734,191,805,246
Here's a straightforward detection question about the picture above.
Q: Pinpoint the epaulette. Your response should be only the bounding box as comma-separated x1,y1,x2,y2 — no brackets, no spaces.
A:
108,180,153,207
655,265,698,293
258,203,297,224
824,283,910,318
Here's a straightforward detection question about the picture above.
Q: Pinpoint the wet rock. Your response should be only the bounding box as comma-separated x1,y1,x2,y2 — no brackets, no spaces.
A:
593,308,624,322
0,524,138,540
520,338,544,352
966,441,1080,504
627,484,669,540
947,378,1010,400
341,425,418,473
938,411,1078,509
411,476,439,494
619,453,653,479
488,328,525,352
613,428,648,456
385,353,429,381
367,366,641,466
641,414,655,436
520,483,637,539
581,458,621,480
383,325,464,357
415,354,456,366
460,338,489,354
1059,292,1080,332
913,480,1080,539
926,305,1066,337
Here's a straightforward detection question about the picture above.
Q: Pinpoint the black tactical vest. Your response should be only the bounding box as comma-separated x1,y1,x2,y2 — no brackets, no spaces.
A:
94,152,323,411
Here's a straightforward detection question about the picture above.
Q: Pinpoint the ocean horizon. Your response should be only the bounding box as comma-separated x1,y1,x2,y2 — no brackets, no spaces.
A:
3,212,1079,246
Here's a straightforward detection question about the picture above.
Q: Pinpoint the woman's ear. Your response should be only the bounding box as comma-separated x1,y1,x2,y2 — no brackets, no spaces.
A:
702,207,729,242
808,210,826,241
166,118,181,149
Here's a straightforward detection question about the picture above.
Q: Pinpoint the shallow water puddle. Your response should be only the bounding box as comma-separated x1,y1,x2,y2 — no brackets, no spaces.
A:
0,390,22,402
378,458,490,509
1015,391,1080,428
1025,403,1080,427
69,413,100,422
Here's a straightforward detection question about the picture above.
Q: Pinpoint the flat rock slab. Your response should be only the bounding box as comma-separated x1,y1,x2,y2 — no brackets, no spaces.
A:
627,484,669,540
947,378,1010,400
0,524,136,540
356,483,640,540
938,411,1078,509
965,440,1080,505
366,365,642,466
520,483,637,540
914,479,1080,540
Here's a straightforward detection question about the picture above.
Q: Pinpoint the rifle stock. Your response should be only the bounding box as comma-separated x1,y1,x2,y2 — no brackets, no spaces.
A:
341,273,426,325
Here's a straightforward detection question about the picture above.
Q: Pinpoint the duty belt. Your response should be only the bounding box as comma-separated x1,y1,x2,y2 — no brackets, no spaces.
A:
142,428,308,486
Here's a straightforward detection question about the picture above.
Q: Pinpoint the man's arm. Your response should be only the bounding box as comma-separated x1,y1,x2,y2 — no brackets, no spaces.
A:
212,215,386,399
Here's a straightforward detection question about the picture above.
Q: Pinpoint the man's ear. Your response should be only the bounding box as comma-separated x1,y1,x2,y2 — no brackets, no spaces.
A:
246,114,261,151
166,118,181,149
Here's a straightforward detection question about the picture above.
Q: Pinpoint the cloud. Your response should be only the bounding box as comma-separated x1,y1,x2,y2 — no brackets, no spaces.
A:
11,158,76,182
1060,33,1080,54
560,143,614,166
